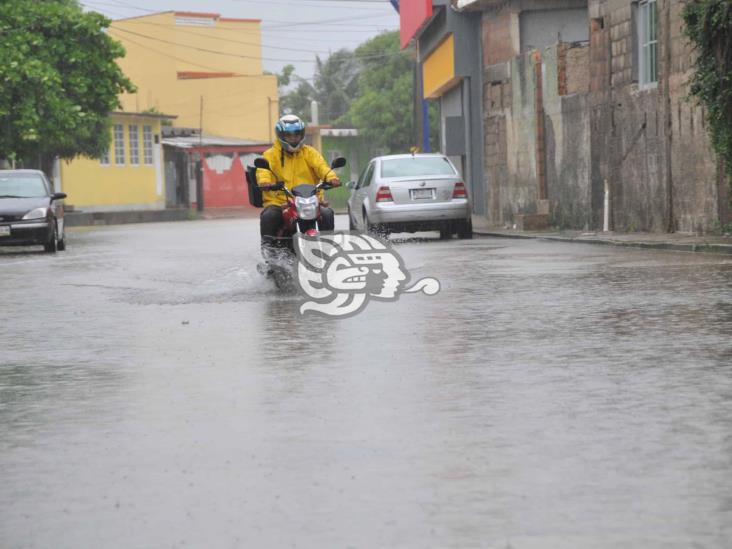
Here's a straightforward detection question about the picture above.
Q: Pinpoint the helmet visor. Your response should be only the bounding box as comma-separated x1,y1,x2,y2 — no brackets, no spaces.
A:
283,131,304,146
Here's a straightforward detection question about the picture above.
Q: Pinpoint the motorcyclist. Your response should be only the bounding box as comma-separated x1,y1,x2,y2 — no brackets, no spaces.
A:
256,114,341,258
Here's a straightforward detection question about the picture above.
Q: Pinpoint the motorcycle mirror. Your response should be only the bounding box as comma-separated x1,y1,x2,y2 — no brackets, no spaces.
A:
330,157,346,169
254,158,271,171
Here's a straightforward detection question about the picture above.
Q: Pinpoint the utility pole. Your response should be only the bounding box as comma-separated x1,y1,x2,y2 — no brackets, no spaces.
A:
662,0,674,232
197,95,204,212
199,96,204,147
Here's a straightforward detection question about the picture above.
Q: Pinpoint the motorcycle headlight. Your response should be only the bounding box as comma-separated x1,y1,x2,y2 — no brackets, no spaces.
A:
295,196,319,220
22,207,48,220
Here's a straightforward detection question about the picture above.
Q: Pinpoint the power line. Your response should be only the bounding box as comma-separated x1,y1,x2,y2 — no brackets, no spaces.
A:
110,26,318,63
111,33,278,77
230,0,389,11
117,19,337,55
86,0,157,13
110,25,407,64
261,13,395,29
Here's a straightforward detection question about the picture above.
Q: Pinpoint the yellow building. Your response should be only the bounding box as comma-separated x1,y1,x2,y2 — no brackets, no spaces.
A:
58,112,172,211
109,11,279,143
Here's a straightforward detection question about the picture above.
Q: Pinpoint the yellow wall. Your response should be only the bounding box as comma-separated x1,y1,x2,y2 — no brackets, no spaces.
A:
423,34,460,99
60,115,165,209
110,12,277,142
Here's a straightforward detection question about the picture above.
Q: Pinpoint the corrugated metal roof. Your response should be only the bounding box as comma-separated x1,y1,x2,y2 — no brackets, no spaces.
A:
112,111,177,120
162,135,270,148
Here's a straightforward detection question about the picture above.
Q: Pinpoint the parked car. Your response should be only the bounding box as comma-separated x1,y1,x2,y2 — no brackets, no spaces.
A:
0,170,67,253
346,153,472,239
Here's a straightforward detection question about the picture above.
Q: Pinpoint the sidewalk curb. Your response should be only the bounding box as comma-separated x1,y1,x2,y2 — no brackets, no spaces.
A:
472,229,732,255
65,209,192,227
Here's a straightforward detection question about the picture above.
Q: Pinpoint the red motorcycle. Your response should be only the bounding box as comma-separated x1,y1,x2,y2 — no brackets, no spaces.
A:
252,156,346,290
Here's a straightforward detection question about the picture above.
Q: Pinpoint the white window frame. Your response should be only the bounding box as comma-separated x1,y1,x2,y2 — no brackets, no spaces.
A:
113,124,125,165
100,146,110,166
638,0,658,88
143,125,154,165
129,124,140,166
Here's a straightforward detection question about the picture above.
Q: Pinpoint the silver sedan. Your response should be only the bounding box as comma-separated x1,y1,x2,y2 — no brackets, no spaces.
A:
346,153,472,239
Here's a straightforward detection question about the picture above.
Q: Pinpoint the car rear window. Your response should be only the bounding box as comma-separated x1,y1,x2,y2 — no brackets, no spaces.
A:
380,157,456,178
0,174,48,198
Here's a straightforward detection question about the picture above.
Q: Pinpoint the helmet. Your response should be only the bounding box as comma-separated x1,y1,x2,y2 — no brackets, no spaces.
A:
275,114,306,153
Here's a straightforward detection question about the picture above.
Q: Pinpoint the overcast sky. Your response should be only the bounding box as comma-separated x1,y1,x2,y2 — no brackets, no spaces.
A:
79,0,400,82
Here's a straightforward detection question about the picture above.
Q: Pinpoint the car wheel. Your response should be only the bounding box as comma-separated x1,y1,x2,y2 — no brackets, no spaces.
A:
439,225,452,240
364,211,379,237
57,224,66,251
43,221,58,253
457,218,473,240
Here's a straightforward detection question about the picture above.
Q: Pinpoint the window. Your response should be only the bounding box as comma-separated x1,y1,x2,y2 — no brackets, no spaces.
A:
100,147,110,166
380,156,457,178
0,173,49,198
638,0,658,86
113,124,125,165
129,125,139,165
359,162,375,189
143,125,154,165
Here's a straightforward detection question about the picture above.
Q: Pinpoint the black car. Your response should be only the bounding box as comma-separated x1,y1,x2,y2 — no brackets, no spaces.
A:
0,170,67,253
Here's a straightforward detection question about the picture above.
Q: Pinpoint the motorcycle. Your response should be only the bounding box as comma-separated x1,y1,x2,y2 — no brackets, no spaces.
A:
253,156,346,291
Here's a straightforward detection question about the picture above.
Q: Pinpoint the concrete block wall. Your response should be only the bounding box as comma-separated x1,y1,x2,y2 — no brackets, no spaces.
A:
565,44,591,94
482,9,518,65
478,0,728,233
544,43,593,229
481,50,542,227
587,0,725,233
665,0,725,231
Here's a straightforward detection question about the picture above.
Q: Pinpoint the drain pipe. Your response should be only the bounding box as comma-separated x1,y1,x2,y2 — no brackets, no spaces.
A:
603,178,611,232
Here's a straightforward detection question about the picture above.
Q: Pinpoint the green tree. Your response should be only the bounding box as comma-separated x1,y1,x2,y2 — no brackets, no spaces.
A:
0,0,135,167
312,50,359,123
265,64,295,89
280,49,359,124
280,78,316,121
345,31,419,154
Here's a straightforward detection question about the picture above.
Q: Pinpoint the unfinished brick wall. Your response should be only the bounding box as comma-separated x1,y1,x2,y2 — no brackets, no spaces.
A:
564,45,591,94
666,0,726,231
482,9,517,66
478,0,727,232
589,15,610,96
609,4,634,88
483,74,511,225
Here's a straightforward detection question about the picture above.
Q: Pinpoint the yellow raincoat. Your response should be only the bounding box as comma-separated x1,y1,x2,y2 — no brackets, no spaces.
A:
256,140,338,208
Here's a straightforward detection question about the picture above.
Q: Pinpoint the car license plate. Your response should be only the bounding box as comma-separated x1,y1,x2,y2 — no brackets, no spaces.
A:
0,226,10,237
411,188,434,200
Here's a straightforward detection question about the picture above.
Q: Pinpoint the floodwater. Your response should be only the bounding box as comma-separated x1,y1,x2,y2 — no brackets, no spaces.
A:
1,217,732,548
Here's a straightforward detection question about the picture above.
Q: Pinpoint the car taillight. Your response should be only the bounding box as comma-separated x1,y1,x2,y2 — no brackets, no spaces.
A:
452,182,467,199
376,186,393,202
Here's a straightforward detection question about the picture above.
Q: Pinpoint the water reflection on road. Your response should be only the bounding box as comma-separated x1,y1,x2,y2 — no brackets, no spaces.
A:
1,218,731,548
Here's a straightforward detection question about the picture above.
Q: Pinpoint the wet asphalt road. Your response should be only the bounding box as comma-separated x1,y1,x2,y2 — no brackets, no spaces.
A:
1,216,732,548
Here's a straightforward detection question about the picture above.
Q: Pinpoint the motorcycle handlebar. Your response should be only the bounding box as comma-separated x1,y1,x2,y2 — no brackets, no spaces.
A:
260,182,290,195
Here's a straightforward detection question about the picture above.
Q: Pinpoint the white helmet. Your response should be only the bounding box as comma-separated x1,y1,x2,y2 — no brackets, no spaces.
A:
275,114,306,153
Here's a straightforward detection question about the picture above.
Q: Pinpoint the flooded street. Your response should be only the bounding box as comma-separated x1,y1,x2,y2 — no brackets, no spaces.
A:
1,216,732,548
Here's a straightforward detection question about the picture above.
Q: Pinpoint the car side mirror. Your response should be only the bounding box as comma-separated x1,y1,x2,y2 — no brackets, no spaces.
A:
330,157,346,169
51,192,67,201
254,158,271,171
346,181,357,190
